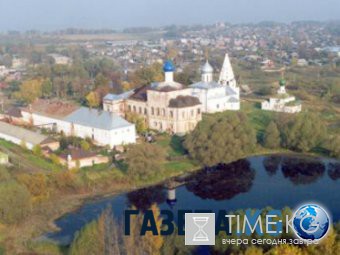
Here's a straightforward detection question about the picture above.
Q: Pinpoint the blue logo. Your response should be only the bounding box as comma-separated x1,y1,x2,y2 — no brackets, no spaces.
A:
292,204,330,240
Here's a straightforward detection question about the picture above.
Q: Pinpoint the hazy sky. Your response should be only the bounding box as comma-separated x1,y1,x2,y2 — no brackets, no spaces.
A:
0,0,339,31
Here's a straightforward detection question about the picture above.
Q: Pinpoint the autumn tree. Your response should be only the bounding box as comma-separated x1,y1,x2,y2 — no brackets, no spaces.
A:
263,121,281,149
86,91,101,108
14,79,43,103
125,112,147,133
131,63,163,87
69,216,105,255
0,180,31,224
184,113,257,166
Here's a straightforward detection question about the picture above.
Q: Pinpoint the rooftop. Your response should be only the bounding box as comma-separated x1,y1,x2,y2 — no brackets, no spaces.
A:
168,96,201,108
64,107,133,130
22,99,78,119
0,121,49,145
103,90,135,101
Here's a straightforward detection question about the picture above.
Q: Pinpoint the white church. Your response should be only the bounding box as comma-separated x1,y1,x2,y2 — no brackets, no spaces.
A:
103,53,241,134
261,78,302,113
190,53,240,113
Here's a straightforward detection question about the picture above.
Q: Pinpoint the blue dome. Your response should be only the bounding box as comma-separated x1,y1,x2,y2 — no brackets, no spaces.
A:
163,60,175,72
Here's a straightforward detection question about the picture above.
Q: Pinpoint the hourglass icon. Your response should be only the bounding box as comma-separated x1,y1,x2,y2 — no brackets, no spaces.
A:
193,217,209,241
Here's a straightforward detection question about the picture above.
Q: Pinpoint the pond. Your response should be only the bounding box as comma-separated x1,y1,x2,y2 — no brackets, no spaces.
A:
46,155,340,245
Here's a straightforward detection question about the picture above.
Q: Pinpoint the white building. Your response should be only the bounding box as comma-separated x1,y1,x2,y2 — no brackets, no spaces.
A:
103,53,241,133
21,100,136,148
261,79,302,113
189,54,240,113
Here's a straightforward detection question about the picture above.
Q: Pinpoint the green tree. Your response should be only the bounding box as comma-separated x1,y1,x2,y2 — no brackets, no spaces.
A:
125,143,166,181
184,113,256,166
282,113,327,152
263,121,281,149
41,79,53,98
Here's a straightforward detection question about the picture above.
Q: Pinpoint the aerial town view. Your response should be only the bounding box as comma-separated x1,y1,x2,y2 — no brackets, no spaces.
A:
0,0,339,254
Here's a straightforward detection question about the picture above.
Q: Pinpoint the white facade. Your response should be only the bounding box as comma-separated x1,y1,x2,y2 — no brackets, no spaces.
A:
21,107,136,148
261,84,302,114
189,56,240,113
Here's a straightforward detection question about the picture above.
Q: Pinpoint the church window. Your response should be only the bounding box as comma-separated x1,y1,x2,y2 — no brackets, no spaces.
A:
139,107,142,114
151,107,154,115
217,104,219,109
128,105,131,111
197,109,201,115
170,111,173,118
133,106,136,112
157,108,160,116
144,108,147,115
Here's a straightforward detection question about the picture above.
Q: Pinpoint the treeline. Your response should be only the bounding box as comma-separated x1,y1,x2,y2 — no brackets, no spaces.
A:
184,112,339,167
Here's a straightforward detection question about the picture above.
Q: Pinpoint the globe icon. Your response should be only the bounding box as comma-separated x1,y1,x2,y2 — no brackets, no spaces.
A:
292,204,330,240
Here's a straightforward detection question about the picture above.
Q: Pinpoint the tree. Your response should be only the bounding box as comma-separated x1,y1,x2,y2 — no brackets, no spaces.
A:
264,121,281,149
86,91,100,108
131,63,163,86
142,204,164,255
282,113,326,152
69,217,104,255
125,143,166,181
80,140,90,151
14,79,43,103
327,135,340,159
184,113,257,166
32,145,42,156
0,180,31,224
125,112,147,133
41,79,53,98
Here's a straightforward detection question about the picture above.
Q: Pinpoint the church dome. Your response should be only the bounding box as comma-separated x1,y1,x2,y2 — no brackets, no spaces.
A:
202,61,213,73
279,78,286,86
163,60,175,72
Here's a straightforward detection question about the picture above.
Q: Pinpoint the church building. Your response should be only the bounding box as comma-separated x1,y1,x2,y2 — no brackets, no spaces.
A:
103,53,241,134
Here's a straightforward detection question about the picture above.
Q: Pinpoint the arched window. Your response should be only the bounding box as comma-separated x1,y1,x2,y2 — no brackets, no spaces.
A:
151,107,154,115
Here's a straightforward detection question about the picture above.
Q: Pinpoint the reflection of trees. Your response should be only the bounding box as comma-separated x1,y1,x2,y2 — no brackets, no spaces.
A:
127,185,166,211
263,156,282,176
328,162,340,180
281,157,325,185
185,159,255,200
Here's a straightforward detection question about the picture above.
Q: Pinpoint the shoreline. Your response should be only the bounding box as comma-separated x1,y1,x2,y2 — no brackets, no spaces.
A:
42,150,339,245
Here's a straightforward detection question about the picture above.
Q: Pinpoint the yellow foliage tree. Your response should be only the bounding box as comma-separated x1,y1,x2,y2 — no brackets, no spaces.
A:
15,79,43,103
86,91,100,108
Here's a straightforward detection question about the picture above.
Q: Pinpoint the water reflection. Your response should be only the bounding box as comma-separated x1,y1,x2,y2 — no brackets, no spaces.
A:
127,185,166,211
281,157,325,185
328,162,340,180
263,156,282,176
184,159,255,200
